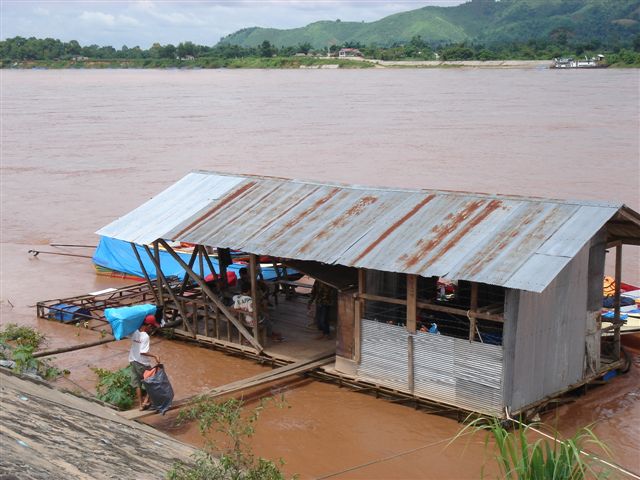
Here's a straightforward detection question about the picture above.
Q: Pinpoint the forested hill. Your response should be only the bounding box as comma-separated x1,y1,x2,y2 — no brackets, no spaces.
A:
218,0,640,48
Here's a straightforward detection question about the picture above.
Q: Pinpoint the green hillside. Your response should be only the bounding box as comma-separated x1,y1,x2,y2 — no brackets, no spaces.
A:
218,0,640,48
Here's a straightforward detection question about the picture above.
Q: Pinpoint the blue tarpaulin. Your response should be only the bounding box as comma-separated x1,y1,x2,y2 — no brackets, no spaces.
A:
93,236,286,281
105,304,157,340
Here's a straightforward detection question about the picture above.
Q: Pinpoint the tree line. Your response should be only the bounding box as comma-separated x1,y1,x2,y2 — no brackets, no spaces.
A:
2,35,639,65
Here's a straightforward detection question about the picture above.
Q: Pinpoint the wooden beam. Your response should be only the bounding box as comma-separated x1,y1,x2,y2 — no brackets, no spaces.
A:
407,274,417,333
359,292,407,306
129,243,159,304
200,245,218,280
607,237,640,247
144,245,193,337
178,248,200,295
614,242,622,359
158,239,263,352
469,282,478,342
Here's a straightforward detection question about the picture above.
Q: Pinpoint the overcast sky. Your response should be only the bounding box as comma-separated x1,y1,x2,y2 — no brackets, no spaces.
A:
1,1,467,48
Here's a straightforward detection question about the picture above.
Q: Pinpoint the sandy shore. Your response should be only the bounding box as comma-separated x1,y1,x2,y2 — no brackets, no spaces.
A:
367,59,552,68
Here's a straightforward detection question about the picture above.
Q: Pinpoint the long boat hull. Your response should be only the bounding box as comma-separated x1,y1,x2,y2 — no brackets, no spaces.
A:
93,236,290,281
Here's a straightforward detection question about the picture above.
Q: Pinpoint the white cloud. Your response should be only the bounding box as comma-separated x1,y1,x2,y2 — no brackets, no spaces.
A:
33,7,50,16
2,1,466,48
79,11,141,28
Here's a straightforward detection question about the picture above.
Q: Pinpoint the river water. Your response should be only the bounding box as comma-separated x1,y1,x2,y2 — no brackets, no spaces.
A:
1,69,639,478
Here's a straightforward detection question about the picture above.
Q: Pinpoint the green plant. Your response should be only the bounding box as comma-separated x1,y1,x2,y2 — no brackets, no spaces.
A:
454,417,612,480
0,324,61,380
167,396,292,480
0,323,46,349
93,365,136,410
12,345,39,373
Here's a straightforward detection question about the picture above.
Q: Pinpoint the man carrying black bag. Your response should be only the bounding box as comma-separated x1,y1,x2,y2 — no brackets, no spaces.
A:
142,363,174,415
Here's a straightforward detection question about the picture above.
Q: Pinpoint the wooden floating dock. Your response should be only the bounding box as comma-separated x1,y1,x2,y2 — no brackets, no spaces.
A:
120,350,335,421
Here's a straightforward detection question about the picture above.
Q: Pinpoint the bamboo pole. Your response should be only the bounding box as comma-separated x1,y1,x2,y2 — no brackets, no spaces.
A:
158,239,262,352
28,250,92,259
34,337,115,358
129,242,159,304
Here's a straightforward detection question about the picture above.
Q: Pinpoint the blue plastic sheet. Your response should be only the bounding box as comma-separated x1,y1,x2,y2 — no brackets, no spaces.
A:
50,303,90,323
105,304,157,340
93,236,285,281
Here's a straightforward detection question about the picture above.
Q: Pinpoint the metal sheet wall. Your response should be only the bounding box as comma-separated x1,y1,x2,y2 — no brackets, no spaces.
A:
506,242,590,411
357,320,409,391
357,319,504,415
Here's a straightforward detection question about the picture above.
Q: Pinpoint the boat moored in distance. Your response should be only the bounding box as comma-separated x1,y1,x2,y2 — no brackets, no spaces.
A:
92,236,296,282
551,54,608,69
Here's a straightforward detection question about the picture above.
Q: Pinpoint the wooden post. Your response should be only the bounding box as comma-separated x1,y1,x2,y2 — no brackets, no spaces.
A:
407,274,417,333
249,254,261,342
408,334,414,394
613,242,622,359
200,245,218,280
129,242,159,304
178,249,199,295
144,245,193,337
355,269,366,364
272,257,281,306
469,282,478,342
153,241,164,307
158,239,262,352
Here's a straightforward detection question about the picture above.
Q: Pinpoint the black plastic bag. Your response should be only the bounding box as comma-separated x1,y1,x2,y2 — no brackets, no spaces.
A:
142,364,174,414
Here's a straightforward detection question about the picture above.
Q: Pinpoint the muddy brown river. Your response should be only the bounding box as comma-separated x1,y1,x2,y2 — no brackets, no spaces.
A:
1,69,639,478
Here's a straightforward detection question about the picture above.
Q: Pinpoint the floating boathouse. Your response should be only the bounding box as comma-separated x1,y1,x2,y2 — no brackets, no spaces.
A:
94,171,640,416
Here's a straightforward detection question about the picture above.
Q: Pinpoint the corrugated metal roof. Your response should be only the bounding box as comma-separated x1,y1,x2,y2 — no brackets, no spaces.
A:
97,171,637,293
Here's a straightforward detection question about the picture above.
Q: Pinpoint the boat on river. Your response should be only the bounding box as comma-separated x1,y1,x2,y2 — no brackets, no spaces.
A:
551,55,608,69
93,236,292,282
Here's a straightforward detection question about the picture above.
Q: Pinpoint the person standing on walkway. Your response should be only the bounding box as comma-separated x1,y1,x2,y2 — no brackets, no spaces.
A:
129,315,160,410
308,280,335,340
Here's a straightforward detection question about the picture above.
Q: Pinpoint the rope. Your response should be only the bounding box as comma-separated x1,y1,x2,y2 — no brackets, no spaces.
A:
315,434,460,479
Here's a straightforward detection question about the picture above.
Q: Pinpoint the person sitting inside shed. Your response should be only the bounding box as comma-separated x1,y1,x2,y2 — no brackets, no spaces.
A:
232,283,283,342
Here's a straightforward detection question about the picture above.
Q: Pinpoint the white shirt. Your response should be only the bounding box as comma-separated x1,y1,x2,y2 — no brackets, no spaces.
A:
232,294,254,326
128,330,151,365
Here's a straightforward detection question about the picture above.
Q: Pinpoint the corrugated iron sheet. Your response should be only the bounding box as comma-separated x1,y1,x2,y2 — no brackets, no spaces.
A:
96,171,629,293
358,319,504,415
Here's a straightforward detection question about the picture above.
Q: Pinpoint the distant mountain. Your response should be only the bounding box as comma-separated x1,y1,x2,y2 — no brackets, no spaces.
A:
218,0,640,48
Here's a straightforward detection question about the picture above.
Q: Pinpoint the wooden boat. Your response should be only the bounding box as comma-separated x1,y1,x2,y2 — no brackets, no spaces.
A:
93,236,293,282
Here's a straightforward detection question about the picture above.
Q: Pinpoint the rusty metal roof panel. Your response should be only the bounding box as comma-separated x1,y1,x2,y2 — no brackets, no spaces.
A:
536,205,617,257
97,173,245,245
97,171,633,292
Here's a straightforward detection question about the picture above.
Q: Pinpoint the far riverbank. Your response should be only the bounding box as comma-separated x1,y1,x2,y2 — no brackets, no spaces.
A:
3,57,637,69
